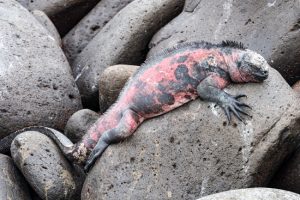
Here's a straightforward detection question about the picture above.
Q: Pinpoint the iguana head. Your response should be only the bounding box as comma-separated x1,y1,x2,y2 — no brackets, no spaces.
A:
231,49,269,83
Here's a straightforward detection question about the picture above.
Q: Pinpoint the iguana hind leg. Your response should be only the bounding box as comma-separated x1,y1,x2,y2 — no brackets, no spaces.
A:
84,108,141,172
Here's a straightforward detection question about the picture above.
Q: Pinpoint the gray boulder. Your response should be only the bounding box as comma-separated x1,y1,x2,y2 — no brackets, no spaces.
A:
16,0,100,35
64,109,99,143
11,130,85,200
72,0,185,109
99,65,139,113
63,0,134,63
269,146,300,194
16,0,90,16
0,0,82,138
293,81,300,94
0,154,31,200
81,68,300,199
31,10,61,46
197,188,300,200
148,0,300,85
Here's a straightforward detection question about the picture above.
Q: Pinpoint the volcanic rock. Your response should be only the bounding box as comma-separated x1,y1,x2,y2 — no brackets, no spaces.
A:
72,0,185,109
197,188,300,200
31,10,61,46
148,0,300,85
0,0,82,138
292,80,300,95
81,68,300,199
99,65,139,113
269,145,300,194
64,109,99,143
0,154,31,200
62,0,134,63
11,130,85,200
16,0,100,36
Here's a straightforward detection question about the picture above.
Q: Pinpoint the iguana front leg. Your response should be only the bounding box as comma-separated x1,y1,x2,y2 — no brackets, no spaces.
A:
197,74,251,123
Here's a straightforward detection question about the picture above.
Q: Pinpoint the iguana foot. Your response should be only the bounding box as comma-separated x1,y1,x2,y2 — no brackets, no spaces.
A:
84,139,109,172
220,93,251,123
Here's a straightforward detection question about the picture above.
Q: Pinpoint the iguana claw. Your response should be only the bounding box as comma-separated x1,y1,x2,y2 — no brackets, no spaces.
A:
221,93,251,124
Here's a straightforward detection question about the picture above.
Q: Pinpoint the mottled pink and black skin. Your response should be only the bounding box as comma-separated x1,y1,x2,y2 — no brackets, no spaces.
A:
0,41,270,172
75,41,270,171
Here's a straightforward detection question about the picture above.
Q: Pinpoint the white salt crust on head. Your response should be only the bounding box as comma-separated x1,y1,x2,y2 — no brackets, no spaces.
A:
245,49,269,71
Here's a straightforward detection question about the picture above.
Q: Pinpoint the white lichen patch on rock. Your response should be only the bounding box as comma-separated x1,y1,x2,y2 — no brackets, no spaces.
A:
267,0,276,7
214,0,233,40
239,121,254,173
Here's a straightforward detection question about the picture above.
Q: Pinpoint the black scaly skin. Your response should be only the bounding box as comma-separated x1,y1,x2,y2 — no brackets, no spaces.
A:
0,41,270,172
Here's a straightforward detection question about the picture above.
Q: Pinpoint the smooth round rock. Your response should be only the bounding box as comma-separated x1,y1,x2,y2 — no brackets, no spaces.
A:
16,0,100,36
0,154,31,200
148,0,300,85
16,0,97,16
31,10,61,46
11,131,85,200
0,0,82,138
63,0,134,63
99,65,139,113
64,109,99,143
292,80,300,94
269,146,300,194
197,188,300,200
81,68,300,199
73,0,185,109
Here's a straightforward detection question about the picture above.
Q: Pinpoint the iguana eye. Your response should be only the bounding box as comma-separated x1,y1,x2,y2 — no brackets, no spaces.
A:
248,63,261,71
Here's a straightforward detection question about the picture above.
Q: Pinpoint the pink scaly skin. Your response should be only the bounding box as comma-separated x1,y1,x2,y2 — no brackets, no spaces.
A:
76,41,270,171
0,41,270,172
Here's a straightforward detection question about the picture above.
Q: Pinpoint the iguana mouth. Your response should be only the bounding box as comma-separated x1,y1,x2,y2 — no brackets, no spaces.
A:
254,71,269,81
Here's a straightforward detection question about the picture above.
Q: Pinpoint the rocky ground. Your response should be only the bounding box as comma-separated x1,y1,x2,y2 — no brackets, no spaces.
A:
0,0,299,200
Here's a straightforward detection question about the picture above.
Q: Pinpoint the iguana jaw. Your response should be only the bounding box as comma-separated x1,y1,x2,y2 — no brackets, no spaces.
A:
225,49,270,83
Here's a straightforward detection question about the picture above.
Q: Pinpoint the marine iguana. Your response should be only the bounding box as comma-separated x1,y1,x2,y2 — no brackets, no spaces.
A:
0,41,269,172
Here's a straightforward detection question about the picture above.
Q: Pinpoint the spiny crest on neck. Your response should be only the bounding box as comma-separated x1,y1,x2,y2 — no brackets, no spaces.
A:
221,40,246,50
142,40,246,70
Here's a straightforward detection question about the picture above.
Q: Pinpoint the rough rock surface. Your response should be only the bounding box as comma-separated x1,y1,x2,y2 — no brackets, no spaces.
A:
50,0,100,36
99,65,139,113
31,192,43,200
73,0,185,109
269,146,300,194
148,0,300,85
64,109,99,143
0,154,31,200
81,68,300,199
16,0,91,16
197,188,300,200
292,80,300,94
0,0,82,138
11,131,85,200
63,0,134,63
16,0,100,36
31,10,61,46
